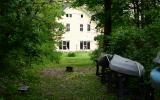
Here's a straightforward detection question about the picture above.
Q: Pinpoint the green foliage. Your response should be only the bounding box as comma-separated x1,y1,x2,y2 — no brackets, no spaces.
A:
67,52,76,57
0,51,116,99
60,52,93,67
73,0,134,30
73,0,160,99
6,57,115,100
76,0,160,70
0,0,64,74
90,49,102,62
0,0,65,96
92,25,160,70
73,0,160,29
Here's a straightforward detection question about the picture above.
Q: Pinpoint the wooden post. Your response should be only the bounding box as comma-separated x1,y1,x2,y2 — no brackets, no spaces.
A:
117,74,125,100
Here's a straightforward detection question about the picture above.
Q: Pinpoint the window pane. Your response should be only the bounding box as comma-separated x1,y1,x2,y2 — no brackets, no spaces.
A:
84,45,87,49
84,41,86,45
63,46,66,50
80,41,90,50
66,24,70,31
81,14,83,18
87,42,90,49
80,24,83,27
67,41,70,49
63,41,66,45
70,14,72,17
66,14,68,17
80,24,83,31
80,41,83,49
87,24,90,31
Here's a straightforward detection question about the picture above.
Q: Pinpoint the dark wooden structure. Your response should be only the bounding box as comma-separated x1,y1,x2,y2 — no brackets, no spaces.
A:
66,66,73,72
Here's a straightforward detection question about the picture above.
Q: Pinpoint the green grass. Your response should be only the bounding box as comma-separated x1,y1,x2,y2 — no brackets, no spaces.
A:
59,52,94,67
3,52,116,100
9,67,116,100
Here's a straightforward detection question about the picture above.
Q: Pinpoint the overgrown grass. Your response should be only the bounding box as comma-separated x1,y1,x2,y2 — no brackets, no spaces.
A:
59,52,94,67
10,67,116,100
2,52,116,100
2,52,160,100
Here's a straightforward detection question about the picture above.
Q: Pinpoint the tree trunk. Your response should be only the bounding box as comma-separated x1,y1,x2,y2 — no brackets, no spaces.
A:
103,0,112,52
133,0,140,28
141,0,145,28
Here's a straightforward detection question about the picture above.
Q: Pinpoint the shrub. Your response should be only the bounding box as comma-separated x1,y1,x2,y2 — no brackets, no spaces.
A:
91,25,160,71
67,52,76,57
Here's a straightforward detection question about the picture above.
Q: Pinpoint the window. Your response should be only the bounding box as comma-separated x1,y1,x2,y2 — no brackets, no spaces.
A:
80,24,83,31
66,14,69,17
81,14,83,18
66,23,70,31
80,41,90,50
69,14,72,17
87,24,90,31
66,14,72,17
59,41,70,50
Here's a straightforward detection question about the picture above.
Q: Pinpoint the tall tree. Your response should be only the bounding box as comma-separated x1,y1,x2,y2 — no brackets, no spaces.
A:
103,0,112,51
73,0,112,51
0,0,64,73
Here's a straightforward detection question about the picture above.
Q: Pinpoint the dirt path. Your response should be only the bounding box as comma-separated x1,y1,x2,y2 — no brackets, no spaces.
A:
41,67,95,78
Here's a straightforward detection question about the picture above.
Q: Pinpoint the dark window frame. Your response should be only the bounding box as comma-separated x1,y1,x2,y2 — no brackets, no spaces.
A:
81,14,83,18
59,41,70,50
80,41,90,50
70,14,72,17
87,24,90,31
66,23,70,31
80,24,83,32
66,14,72,18
66,14,69,17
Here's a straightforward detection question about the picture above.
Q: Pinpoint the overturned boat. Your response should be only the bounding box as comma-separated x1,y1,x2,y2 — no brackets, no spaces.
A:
109,54,144,77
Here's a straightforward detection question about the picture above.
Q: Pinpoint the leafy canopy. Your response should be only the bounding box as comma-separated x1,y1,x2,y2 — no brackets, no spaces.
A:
0,0,64,73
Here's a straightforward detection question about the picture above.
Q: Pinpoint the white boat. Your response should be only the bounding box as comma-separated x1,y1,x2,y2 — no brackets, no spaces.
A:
109,54,144,77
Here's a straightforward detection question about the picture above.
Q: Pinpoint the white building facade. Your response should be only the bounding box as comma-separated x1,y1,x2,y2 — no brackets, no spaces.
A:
57,7,100,52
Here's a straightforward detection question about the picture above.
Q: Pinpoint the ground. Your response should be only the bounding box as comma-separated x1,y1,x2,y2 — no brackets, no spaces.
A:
2,52,160,100
6,52,116,100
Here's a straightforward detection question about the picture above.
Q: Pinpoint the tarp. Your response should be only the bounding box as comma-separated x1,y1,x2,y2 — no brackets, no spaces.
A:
109,54,144,77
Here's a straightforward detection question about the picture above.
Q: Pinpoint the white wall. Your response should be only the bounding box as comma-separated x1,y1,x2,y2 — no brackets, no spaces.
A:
57,7,100,52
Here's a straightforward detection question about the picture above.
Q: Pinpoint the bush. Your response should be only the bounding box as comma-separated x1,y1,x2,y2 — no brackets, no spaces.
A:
117,27,158,68
67,52,76,57
91,25,160,71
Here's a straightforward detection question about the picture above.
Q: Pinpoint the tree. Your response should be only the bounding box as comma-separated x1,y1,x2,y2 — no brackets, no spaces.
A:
73,0,111,51
73,0,160,64
0,0,64,73
129,0,160,28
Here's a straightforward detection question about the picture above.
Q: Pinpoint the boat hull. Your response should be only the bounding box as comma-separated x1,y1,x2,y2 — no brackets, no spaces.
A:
109,55,144,77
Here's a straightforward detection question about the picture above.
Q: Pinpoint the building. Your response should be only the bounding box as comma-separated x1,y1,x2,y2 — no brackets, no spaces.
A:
57,7,100,52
